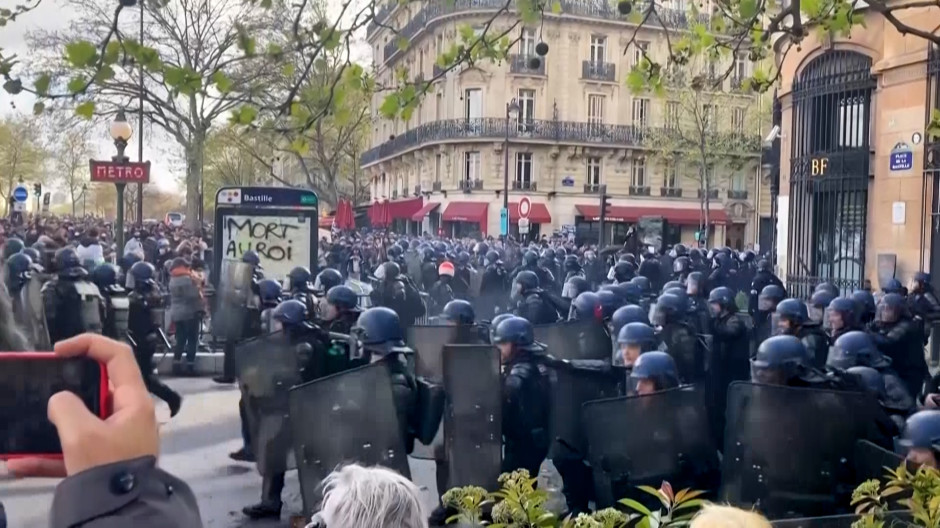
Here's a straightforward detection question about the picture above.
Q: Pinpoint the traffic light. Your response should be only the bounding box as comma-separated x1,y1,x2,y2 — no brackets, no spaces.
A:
598,184,610,247
33,183,41,197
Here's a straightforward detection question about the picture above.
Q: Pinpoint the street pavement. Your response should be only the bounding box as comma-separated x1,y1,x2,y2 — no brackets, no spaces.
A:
1,377,440,527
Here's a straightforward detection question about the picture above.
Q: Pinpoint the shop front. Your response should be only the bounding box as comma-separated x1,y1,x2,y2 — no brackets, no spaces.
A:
574,204,728,247
411,201,441,236
509,201,552,241
441,201,488,238
368,197,425,234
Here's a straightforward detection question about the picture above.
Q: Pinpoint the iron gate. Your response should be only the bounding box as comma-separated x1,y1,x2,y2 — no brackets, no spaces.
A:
924,45,940,290
787,50,875,298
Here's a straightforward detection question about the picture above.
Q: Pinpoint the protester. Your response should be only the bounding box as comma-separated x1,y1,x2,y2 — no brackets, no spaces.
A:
168,257,202,375
309,464,427,528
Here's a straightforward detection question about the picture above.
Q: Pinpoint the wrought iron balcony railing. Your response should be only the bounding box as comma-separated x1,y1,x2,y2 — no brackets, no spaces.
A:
432,181,442,191
509,54,546,75
360,118,762,166
582,61,616,82
432,64,446,78
366,2,394,38
660,187,682,197
512,180,537,191
391,189,399,199
727,189,749,199
459,179,484,192
379,0,720,65
629,185,651,196
729,76,748,92
583,183,600,194
698,188,719,199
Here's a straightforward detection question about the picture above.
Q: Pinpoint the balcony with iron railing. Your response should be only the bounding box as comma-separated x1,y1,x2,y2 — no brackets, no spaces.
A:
583,183,600,194
729,76,748,92
581,60,616,82
509,54,546,75
727,189,748,199
391,189,399,199
366,2,395,38
432,181,442,191
379,0,719,65
629,185,651,196
698,188,719,199
360,118,762,166
660,187,682,197
432,64,447,78
459,179,484,192
512,180,538,191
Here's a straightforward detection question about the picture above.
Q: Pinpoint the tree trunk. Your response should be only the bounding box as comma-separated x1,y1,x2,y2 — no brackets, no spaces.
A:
185,133,206,231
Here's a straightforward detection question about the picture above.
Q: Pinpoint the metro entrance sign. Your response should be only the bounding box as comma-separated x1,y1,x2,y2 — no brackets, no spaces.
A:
89,160,152,183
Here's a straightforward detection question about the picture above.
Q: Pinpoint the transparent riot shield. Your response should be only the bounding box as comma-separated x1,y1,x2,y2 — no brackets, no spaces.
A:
468,267,483,297
213,259,254,340
443,344,502,490
74,281,103,334
532,320,611,361
111,295,130,339
582,387,719,508
547,359,622,460
720,382,881,519
19,276,50,349
235,331,302,476
289,361,411,517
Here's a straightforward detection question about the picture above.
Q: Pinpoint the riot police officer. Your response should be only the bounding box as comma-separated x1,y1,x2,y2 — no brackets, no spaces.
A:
899,410,940,468
2,237,24,262
908,271,940,322
616,322,657,369
563,254,583,283
809,288,837,325
42,247,104,344
749,259,783,317
287,266,317,316
827,330,915,415
90,263,128,340
429,261,456,315
511,270,558,324
707,286,749,388
492,316,552,476
672,256,691,283
775,298,829,368
257,279,283,334
749,335,814,386
371,261,426,326
562,276,592,313
870,293,928,398
126,261,182,417
568,291,601,323
313,268,343,295
628,351,680,395
612,260,636,284
5,252,32,298
852,290,878,326
827,297,860,341
753,284,786,347
452,252,473,299
652,293,700,383
479,250,508,318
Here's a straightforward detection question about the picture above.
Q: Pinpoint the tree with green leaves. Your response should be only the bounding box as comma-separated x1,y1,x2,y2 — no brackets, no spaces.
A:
0,115,45,215
46,116,95,216
201,125,274,215
639,56,764,231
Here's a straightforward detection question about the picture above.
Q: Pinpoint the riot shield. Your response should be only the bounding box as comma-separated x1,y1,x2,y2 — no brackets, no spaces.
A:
213,259,253,340
18,276,50,349
582,387,719,508
532,320,611,361
854,439,907,483
111,295,130,339
74,281,104,334
720,382,881,519
547,359,622,460
289,361,411,517
443,344,502,490
468,267,483,297
235,331,302,476
405,325,458,382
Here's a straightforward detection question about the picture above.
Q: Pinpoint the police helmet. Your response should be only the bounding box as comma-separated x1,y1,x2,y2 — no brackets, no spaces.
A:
899,410,940,451
326,285,359,312
21,247,41,264
241,250,261,266
570,292,601,321
564,254,580,272
810,289,837,309
258,278,283,306
288,266,313,292
5,253,32,288
686,271,706,291
562,276,591,300
629,351,680,392
381,261,401,281
751,335,810,384
882,278,903,295
652,293,688,325
759,284,787,305
828,330,890,370
2,238,24,261
673,244,688,257
851,290,877,321
157,238,171,250
485,250,500,265
492,316,543,352
122,252,142,270
129,261,156,288
829,296,858,317
631,276,651,295
273,299,308,326
596,290,619,320
673,256,690,274
613,282,642,304
523,250,539,267
441,299,475,325
775,298,808,325
617,322,656,347
611,305,650,332
457,252,471,266
708,286,736,311
55,247,82,273
757,259,772,272
662,280,683,293
353,307,408,355
613,261,635,282
541,248,556,261
514,270,540,292
314,268,343,293
90,263,121,292
489,313,515,343
663,287,687,301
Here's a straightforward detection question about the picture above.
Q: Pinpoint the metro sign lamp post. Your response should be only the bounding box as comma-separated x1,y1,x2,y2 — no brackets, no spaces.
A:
89,109,151,254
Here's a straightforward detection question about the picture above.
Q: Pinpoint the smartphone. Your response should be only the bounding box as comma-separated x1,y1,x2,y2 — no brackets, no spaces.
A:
0,354,109,459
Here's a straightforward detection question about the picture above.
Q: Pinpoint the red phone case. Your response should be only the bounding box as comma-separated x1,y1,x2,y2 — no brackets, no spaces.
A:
0,352,110,460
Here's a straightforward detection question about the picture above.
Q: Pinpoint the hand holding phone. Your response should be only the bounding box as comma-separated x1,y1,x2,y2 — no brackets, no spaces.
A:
6,334,160,478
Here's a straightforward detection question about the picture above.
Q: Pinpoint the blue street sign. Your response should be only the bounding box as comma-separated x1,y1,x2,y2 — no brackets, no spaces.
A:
12,186,28,202
890,142,913,171
500,208,509,236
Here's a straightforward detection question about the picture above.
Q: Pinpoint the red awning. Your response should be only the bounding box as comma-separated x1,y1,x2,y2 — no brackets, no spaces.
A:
508,202,552,224
441,202,488,233
386,197,424,220
575,204,727,225
411,202,440,222
318,216,335,228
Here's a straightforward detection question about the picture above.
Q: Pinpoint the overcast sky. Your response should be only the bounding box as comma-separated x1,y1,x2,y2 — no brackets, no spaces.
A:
0,0,370,194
